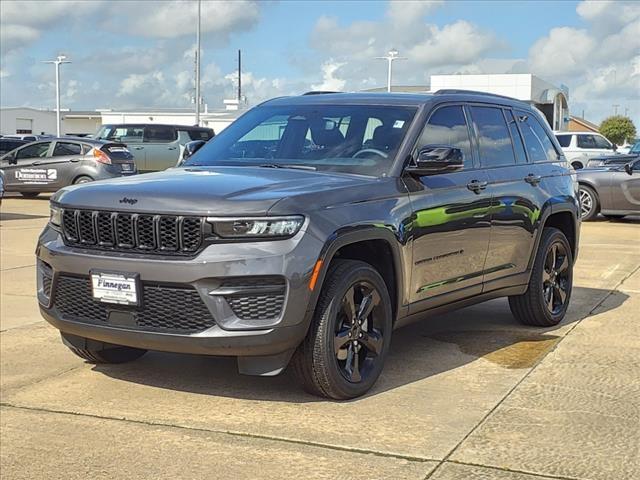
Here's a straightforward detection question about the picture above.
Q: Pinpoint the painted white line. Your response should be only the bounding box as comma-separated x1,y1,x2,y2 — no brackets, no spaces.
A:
601,264,620,279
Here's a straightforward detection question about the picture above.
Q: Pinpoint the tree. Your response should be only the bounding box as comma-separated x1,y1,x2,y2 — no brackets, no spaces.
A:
599,116,637,145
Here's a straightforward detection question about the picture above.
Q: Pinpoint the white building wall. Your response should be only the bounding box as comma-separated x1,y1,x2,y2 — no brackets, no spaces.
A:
430,74,534,101
0,108,57,135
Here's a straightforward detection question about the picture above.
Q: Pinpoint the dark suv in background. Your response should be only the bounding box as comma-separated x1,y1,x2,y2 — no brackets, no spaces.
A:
37,91,579,399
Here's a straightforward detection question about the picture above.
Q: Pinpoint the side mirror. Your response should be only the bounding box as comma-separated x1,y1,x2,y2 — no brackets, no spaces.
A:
7,153,17,165
624,162,633,175
182,140,206,162
406,145,464,176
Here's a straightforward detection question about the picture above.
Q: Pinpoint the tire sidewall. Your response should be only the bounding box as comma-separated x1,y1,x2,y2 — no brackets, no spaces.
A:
318,263,392,398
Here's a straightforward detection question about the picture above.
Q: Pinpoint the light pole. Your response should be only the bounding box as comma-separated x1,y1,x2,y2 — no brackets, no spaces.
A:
194,0,201,126
375,49,406,92
43,55,71,137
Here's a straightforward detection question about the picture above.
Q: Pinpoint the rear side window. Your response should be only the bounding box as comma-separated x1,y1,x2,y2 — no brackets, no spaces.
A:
52,142,82,156
505,110,527,164
144,126,177,143
517,111,558,162
556,135,572,147
1,140,24,151
185,129,214,141
417,105,473,168
16,142,51,159
469,106,515,167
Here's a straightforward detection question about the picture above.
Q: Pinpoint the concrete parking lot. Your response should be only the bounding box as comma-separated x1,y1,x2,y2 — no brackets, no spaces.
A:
1,195,638,480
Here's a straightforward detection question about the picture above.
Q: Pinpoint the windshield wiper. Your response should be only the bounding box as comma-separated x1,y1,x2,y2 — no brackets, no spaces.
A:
259,163,317,171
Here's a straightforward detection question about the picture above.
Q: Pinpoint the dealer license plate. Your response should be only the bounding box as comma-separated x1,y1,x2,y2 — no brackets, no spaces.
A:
91,272,138,305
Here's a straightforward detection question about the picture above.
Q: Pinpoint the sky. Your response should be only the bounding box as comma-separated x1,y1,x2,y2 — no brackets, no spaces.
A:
1,0,639,126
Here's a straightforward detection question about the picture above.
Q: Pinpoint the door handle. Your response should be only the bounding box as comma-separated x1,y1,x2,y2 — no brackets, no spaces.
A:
32,160,43,166
467,180,488,193
167,147,177,150
133,146,144,150
524,174,542,186
69,158,80,163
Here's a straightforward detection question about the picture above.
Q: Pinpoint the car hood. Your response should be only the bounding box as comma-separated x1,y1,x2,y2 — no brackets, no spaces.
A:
52,166,375,215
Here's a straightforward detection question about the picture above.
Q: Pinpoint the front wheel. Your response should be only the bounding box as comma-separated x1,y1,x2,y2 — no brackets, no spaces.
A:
509,227,573,327
292,259,392,399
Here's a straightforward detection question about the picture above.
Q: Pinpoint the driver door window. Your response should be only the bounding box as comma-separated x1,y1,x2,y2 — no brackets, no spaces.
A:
16,142,51,160
416,105,473,168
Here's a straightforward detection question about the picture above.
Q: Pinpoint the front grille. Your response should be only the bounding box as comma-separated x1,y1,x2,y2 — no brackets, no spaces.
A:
220,277,286,321
54,275,216,333
61,209,203,255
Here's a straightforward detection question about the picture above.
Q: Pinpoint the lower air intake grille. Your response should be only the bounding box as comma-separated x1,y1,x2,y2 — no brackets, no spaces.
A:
54,275,215,333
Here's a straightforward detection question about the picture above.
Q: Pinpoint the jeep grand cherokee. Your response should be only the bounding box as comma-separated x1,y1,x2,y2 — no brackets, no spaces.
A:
36,91,580,399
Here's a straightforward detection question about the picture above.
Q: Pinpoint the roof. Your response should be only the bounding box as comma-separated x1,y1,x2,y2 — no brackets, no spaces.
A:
569,115,599,132
97,123,213,130
263,90,533,109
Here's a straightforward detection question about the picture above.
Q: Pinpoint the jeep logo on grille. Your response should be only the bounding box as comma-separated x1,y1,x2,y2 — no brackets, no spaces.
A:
119,197,138,205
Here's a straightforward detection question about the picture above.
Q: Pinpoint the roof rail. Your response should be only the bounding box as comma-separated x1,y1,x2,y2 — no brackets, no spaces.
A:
302,91,342,96
434,89,520,102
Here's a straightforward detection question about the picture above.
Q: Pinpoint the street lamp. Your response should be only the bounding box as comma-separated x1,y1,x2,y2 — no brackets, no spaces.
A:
43,55,71,137
375,49,406,92
194,0,201,126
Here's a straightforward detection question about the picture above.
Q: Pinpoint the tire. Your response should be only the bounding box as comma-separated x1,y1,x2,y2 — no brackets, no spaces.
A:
571,160,584,170
509,227,573,327
292,259,392,399
67,344,147,364
20,192,40,198
74,176,93,184
578,185,599,221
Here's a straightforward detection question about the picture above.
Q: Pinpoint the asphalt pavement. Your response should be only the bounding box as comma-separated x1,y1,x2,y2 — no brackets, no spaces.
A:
1,195,638,480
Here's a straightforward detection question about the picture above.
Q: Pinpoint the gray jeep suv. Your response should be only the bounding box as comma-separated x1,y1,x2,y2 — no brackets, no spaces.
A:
36,91,580,399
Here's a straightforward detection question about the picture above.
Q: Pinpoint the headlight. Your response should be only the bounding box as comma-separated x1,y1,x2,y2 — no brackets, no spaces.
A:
207,216,304,239
50,205,62,229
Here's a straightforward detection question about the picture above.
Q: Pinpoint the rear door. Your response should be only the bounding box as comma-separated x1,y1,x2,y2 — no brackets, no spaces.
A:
407,103,492,306
577,134,615,157
143,125,179,171
47,140,87,188
1,141,53,191
467,105,540,287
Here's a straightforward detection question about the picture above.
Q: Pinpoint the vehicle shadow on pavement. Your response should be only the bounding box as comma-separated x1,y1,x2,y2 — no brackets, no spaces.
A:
92,286,628,402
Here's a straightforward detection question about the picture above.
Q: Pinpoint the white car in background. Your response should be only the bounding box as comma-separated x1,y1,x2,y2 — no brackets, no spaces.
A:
554,131,618,170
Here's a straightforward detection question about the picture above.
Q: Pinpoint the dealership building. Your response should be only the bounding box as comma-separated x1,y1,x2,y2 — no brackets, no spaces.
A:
0,104,241,137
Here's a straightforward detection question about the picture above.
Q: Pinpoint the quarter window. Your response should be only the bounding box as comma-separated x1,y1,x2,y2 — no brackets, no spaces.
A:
469,106,515,167
417,105,473,168
15,142,51,159
517,111,558,162
52,142,82,156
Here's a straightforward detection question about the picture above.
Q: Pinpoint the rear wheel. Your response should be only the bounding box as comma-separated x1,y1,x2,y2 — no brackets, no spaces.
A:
509,227,573,327
571,160,584,170
578,185,599,220
74,176,93,184
20,192,40,198
292,259,392,399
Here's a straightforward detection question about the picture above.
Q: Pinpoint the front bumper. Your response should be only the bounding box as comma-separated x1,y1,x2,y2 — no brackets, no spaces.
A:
36,224,322,359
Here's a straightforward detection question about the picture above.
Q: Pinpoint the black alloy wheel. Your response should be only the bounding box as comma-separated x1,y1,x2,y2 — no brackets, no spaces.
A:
333,281,384,383
542,241,570,316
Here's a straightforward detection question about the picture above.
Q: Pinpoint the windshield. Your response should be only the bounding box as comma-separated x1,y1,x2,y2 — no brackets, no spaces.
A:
630,142,640,154
183,104,417,176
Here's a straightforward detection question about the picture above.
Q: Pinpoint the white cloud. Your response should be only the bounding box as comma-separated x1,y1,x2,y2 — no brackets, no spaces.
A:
311,61,347,91
107,0,261,39
0,1,104,53
529,27,596,77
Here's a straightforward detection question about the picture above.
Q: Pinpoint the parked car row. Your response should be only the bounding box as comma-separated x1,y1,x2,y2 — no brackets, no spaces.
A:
0,124,214,197
554,131,618,170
